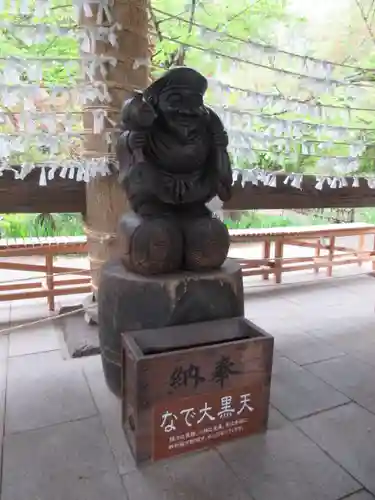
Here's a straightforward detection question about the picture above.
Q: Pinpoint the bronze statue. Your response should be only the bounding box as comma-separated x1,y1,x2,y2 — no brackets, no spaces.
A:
116,67,233,275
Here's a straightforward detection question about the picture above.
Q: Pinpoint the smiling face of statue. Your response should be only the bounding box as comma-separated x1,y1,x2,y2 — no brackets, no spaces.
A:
158,88,205,116
158,87,207,140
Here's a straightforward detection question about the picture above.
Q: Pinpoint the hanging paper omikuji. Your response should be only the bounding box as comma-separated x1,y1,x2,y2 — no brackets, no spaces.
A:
2,2,375,190
0,0,120,184
151,7,375,190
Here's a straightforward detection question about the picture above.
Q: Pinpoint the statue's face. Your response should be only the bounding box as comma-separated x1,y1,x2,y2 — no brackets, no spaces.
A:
158,88,204,116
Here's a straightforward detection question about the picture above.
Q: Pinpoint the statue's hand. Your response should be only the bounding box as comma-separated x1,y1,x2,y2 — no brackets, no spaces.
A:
217,182,232,202
212,130,229,149
215,149,233,202
128,131,147,151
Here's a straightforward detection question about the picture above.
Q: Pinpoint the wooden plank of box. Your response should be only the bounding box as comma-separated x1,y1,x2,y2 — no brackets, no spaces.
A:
122,317,274,464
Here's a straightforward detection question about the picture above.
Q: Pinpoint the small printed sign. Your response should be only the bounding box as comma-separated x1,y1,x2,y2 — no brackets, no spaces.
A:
152,385,266,461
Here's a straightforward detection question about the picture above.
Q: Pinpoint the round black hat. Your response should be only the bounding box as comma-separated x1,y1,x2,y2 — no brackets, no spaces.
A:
144,67,208,102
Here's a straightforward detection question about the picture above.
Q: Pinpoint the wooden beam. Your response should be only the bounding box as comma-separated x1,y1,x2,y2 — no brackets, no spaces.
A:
223,175,375,210
0,169,85,213
3,169,375,214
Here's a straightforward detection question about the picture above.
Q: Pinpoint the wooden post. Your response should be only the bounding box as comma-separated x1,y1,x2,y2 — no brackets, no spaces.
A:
263,240,270,280
358,233,365,267
45,253,54,311
327,236,335,277
274,238,283,284
314,238,321,274
81,0,150,298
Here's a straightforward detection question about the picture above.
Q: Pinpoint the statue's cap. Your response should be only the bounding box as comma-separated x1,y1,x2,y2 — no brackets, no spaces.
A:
144,67,208,101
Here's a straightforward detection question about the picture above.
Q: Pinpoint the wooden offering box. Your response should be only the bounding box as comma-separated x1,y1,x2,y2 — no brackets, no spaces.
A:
122,317,274,464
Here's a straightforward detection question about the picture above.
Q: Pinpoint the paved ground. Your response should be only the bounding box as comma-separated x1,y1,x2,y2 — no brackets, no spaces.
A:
1,241,375,499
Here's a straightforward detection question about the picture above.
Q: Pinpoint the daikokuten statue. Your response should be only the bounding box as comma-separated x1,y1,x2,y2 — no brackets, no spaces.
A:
116,67,233,275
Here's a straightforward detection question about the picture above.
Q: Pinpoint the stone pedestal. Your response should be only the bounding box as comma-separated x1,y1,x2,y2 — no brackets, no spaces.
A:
98,258,244,397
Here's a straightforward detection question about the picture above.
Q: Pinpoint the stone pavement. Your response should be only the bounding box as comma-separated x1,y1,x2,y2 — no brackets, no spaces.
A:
1,271,375,499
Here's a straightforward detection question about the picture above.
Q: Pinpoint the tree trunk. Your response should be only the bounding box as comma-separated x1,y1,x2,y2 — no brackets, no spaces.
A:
81,0,150,298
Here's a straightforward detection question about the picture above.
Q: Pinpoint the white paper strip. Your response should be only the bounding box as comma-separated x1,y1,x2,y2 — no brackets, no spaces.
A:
232,168,375,190
0,0,119,171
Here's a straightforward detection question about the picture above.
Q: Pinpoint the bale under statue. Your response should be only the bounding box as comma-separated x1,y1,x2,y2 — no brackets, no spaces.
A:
116,66,233,275
98,67,244,397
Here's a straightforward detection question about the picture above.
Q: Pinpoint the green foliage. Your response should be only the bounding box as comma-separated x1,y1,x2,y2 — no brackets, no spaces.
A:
0,213,84,238
0,214,35,238
224,211,303,229
0,0,77,85
358,207,375,225
0,1,81,164
151,0,291,72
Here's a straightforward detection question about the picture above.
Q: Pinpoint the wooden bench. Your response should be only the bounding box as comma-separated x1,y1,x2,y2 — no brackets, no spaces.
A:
229,223,375,284
0,236,91,311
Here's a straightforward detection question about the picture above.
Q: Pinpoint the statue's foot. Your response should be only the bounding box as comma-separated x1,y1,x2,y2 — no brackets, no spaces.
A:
118,212,183,275
182,216,230,272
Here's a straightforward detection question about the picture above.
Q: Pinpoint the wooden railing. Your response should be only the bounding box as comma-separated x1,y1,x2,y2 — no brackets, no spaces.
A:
229,223,375,283
0,236,91,311
1,223,374,311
